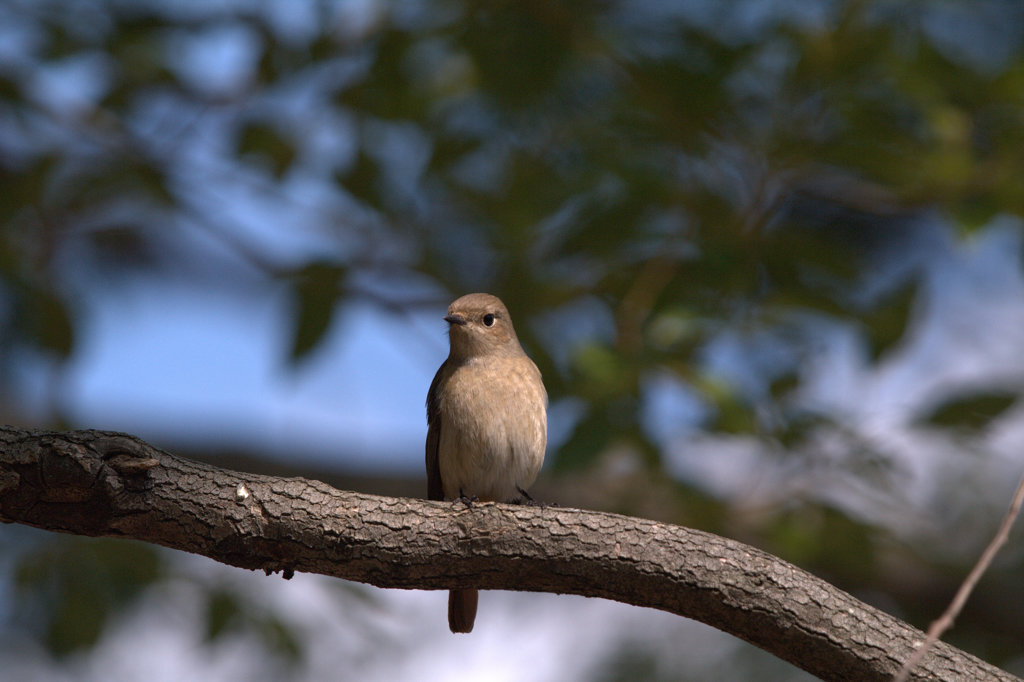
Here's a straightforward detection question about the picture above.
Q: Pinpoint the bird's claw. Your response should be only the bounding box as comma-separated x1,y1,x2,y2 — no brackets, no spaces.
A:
455,491,479,508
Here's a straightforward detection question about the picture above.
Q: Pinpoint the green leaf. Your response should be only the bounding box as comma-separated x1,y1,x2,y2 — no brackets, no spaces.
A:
862,280,918,361
455,3,571,109
205,590,242,641
0,154,58,226
288,262,346,363
572,343,624,396
696,375,757,435
256,614,302,661
553,408,612,471
14,538,162,656
38,290,75,358
920,392,1018,430
202,588,302,661
767,506,876,578
336,150,385,210
15,288,76,359
133,161,176,206
238,123,295,177
0,72,20,101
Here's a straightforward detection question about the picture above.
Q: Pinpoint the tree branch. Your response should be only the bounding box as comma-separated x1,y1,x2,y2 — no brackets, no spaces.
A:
0,426,1016,682
895,471,1024,682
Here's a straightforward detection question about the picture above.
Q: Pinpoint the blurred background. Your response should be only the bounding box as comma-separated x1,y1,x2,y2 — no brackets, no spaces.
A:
2,0,1024,679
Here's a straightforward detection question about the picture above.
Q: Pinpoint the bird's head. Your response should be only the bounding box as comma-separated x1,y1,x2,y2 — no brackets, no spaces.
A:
444,293,523,360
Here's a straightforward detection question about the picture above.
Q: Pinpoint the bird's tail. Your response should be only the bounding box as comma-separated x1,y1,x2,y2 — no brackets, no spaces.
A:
448,588,478,633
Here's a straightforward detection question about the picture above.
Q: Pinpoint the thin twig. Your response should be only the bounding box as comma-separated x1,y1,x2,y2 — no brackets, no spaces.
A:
894,472,1024,682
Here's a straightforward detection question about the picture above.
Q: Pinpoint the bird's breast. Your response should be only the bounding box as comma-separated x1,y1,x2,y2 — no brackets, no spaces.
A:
436,356,547,502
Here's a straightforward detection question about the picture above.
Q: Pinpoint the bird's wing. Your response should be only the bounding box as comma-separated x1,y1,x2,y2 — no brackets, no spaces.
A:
425,361,446,501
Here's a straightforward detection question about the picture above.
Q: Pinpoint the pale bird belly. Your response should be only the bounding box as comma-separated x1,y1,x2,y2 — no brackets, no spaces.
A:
437,400,546,502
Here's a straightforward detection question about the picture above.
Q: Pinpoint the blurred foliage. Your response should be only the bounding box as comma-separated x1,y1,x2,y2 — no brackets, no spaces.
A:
2,0,1023,446
1,0,1024,675
289,260,347,363
594,637,816,682
919,391,1019,431
12,536,161,655
204,586,303,662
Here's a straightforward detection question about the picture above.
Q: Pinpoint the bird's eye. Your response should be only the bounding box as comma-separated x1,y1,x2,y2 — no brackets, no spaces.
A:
482,314,495,327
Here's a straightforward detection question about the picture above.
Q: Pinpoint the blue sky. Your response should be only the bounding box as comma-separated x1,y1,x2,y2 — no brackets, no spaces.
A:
59,276,442,471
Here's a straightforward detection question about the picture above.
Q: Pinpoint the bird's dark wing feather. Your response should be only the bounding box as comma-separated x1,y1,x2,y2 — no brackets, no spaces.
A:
425,361,446,501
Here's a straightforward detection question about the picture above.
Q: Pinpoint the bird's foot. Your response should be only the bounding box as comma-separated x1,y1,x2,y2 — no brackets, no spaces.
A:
455,490,479,508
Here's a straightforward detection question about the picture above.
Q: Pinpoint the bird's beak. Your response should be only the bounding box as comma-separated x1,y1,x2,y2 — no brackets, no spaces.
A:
444,313,468,326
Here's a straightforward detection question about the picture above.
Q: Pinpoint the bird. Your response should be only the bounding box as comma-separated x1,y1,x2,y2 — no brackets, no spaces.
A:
425,292,547,633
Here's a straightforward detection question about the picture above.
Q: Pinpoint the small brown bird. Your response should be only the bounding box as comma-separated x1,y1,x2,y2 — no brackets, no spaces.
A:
425,293,547,633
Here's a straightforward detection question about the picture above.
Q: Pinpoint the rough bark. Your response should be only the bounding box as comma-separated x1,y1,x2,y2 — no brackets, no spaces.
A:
0,426,1016,682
